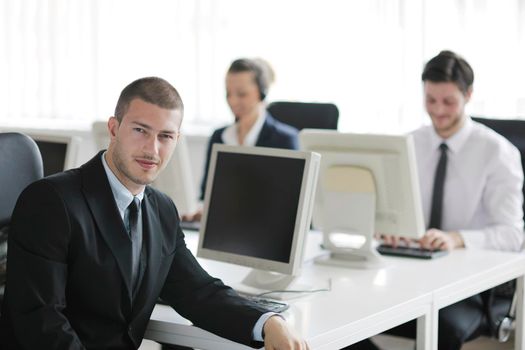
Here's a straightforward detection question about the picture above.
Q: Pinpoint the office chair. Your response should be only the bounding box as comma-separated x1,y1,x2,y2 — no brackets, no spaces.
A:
0,133,44,307
472,116,525,342
267,101,339,130
472,117,525,217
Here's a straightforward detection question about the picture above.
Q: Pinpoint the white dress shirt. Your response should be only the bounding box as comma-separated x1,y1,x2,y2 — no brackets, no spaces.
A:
221,108,267,146
101,153,145,290
412,117,524,251
101,153,145,221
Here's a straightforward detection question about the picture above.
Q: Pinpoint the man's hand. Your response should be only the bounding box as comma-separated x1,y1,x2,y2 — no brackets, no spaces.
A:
419,229,464,251
180,208,203,222
263,316,309,350
376,233,413,247
377,230,464,251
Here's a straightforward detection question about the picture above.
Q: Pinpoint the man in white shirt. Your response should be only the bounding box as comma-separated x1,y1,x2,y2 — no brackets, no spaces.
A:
348,51,524,350
412,103,523,252
412,51,524,253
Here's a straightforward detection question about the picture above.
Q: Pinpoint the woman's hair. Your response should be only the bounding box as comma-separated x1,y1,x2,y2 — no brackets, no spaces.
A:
422,50,474,94
227,58,274,100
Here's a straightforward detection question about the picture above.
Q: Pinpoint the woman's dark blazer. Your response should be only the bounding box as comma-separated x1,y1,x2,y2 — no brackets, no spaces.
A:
200,113,299,199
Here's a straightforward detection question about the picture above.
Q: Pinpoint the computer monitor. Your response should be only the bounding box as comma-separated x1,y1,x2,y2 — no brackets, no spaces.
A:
152,135,198,215
28,134,80,176
197,144,320,295
91,121,198,215
91,120,110,151
299,130,425,268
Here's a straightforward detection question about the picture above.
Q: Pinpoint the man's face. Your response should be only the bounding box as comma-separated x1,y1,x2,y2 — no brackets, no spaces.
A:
106,98,182,194
424,81,471,138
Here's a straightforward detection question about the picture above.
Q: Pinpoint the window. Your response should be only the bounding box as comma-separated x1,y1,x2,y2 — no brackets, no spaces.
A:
1,0,524,133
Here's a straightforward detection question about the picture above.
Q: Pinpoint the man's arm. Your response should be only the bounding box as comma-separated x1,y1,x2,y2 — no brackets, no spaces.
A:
159,223,309,348
159,225,267,346
4,180,85,349
459,144,524,251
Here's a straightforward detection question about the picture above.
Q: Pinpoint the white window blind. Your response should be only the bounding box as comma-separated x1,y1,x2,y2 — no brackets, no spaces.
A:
1,0,524,133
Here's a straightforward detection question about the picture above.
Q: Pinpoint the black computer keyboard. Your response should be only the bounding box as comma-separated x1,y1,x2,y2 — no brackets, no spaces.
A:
377,244,448,259
244,296,290,313
179,220,201,231
159,295,289,313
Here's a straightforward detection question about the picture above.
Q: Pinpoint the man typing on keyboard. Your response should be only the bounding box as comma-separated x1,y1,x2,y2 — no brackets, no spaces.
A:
348,51,524,350
379,227,464,253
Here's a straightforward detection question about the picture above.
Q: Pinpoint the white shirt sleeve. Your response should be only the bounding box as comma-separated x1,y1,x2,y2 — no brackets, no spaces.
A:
252,312,282,341
413,121,525,252
460,142,524,251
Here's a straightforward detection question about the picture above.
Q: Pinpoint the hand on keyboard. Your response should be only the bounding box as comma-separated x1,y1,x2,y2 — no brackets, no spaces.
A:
378,228,464,253
420,229,465,251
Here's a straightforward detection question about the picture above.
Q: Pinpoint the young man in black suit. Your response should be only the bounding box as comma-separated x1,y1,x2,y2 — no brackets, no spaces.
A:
0,77,308,350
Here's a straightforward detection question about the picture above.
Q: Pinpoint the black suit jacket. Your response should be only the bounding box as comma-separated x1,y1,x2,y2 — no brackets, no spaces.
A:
0,152,267,349
200,113,299,198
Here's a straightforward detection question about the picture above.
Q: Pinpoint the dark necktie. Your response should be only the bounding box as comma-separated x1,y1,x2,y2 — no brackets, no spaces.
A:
128,197,140,233
429,143,448,229
128,197,140,290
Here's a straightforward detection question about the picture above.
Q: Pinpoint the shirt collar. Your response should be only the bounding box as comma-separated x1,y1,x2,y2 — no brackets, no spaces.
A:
101,152,144,212
221,107,267,146
429,116,473,154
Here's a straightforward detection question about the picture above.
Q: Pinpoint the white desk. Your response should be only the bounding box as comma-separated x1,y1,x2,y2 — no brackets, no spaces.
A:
145,232,525,350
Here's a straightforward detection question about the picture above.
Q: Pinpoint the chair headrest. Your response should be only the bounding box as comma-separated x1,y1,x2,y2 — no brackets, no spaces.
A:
0,133,43,227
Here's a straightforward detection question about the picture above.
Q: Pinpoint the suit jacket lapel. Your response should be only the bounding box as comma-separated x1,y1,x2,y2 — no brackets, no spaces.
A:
131,188,163,317
80,152,134,301
255,113,273,146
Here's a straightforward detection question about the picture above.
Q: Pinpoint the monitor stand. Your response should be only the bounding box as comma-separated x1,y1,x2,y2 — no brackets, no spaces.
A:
314,166,384,269
315,236,384,269
233,269,313,300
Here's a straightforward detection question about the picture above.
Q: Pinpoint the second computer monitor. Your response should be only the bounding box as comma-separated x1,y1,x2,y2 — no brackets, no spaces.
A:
29,134,80,176
197,144,320,293
151,134,198,215
300,130,425,267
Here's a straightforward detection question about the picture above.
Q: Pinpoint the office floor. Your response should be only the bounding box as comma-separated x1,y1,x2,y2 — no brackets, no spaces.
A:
372,334,514,350
139,335,513,350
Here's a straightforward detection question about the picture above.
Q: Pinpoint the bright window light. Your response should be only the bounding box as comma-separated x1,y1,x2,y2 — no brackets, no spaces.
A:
1,0,524,134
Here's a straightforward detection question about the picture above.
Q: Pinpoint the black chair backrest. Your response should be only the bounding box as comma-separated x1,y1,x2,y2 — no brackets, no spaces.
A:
267,101,339,131
0,133,43,228
472,117,525,220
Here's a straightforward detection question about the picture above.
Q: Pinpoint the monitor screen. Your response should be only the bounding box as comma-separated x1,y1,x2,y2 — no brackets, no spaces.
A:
197,144,320,277
29,134,79,177
34,140,68,176
202,152,305,263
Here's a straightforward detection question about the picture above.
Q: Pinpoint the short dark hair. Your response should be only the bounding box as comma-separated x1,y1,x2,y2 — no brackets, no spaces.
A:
114,77,184,122
422,50,474,94
227,58,274,100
